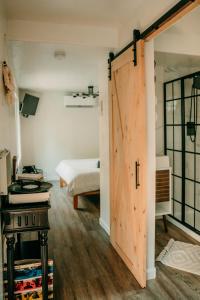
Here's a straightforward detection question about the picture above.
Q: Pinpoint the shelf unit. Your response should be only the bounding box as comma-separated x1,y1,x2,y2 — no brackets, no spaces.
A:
156,156,172,217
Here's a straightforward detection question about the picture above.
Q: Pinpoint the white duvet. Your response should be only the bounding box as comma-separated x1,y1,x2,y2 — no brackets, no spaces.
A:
56,158,100,196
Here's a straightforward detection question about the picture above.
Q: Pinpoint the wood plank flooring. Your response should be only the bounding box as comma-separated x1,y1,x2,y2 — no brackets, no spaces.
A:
49,182,200,299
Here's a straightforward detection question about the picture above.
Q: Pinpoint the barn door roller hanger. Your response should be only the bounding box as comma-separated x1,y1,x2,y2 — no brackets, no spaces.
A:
108,29,140,80
108,0,197,80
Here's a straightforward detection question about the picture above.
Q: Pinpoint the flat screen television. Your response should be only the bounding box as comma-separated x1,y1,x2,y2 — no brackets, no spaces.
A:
21,93,39,117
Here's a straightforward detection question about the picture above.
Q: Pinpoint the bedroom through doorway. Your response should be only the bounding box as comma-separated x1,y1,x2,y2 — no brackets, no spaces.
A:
8,40,109,217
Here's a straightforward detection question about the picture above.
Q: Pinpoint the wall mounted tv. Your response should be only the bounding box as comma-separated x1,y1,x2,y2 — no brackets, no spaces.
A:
21,93,39,118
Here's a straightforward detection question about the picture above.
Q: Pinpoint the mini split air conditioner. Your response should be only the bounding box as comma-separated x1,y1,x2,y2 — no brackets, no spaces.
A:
64,95,98,107
64,86,99,107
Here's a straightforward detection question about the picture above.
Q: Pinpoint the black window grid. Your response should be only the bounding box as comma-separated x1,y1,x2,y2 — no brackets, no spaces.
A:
164,71,200,235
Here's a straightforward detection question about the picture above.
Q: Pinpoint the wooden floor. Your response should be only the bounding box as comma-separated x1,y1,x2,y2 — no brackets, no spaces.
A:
49,182,200,299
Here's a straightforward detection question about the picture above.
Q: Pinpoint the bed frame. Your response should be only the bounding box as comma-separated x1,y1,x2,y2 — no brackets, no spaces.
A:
59,177,100,209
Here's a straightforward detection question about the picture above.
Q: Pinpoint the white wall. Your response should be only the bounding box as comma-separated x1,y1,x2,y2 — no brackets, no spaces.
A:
118,0,176,47
0,0,15,296
0,10,17,157
20,91,99,179
155,31,200,57
98,58,110,234
145,40,156,280
155,65,165,155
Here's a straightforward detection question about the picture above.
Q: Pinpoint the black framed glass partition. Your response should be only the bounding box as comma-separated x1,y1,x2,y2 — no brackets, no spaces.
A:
164,71,200,234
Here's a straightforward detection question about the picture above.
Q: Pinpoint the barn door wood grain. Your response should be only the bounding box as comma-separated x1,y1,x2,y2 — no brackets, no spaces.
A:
109,40,147,288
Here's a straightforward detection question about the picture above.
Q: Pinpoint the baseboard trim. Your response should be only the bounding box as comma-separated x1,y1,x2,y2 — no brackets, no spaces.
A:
99,218,110,235
147,267,156,280
167,216,200,242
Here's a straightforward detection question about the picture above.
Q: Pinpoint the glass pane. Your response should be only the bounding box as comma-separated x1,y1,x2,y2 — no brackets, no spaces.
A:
185,206,194,227
166,127,173,149
166,102,174,124
171,175,174,200
185,179,194,208
195,211,200,231
174,100,181,124
174,152,182,177
167,150,173,169
185,97,191,124
196,128,200,153
174,126,182,150
166,83,173,100
184,78,193,97
174,176,182,202
185,96,198,151
174,81,181,99
198,96,200,119
196,154,200,182
195,183,200,211
174,201,182,221
185,153,194,180
185,131,194,152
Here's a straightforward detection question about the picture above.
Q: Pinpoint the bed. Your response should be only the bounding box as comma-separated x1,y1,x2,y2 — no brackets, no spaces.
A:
56,158,100,209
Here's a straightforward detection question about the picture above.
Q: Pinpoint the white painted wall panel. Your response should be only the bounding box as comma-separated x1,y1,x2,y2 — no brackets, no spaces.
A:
20,91,99,180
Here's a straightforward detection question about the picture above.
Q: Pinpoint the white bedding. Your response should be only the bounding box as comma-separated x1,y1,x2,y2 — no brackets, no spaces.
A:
56,158,100,196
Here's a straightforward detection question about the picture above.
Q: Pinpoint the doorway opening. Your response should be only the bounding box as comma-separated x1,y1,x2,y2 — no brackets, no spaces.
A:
164,71,200,233
154,6,200,239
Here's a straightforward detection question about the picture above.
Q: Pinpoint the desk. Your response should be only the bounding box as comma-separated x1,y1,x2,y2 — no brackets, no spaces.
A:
2,202,50,300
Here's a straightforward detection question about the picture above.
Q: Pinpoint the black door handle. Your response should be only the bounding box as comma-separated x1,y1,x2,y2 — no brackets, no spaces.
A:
135,160,140,189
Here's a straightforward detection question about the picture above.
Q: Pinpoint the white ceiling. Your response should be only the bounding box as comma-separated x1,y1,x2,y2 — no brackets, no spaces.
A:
156,52,200,69
6,1,200,92
4,0,142,28
5,0,200,34
155,51,200,78
9,41,106,91
164,6,200,35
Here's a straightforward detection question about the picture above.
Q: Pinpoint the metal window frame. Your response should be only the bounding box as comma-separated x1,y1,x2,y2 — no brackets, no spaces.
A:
164,71,200,234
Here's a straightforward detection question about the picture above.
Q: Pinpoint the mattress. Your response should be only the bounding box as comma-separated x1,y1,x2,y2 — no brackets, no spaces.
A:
56,158,100,196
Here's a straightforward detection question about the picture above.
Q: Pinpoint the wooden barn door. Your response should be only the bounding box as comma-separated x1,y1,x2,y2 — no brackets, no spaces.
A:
109,40,147,288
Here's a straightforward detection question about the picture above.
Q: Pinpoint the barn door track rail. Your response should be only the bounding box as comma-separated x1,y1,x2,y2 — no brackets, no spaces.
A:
108,0,198,79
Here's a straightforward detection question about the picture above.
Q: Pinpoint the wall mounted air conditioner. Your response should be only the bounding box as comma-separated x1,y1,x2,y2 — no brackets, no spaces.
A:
64,95,98,108
64,86,99,108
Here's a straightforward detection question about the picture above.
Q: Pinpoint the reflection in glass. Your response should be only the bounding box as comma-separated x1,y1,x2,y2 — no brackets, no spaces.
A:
174,126,182,150
167,127,173,149
174,81,181,99
185,153,194,180
185,206,194,227
166,84,173,100
195,183,200,211
174,177,182,203
174,100,181,124
174,201,182,221
185,180,194,208
174,152,181,177
196,154,200,182
166,102,174,124
195,211,200,231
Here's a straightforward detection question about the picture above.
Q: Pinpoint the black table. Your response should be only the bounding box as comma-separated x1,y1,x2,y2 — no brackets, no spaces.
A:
2,201,51,300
